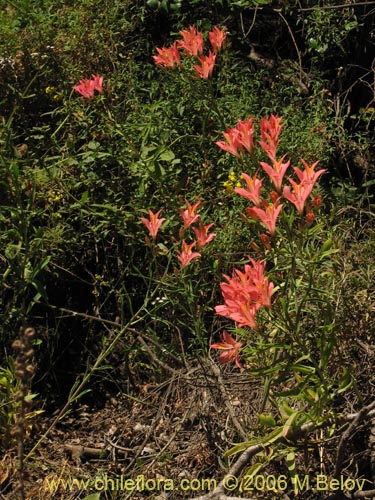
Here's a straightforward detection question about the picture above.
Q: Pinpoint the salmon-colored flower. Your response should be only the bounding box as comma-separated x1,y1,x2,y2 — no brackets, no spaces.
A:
73,74,104,98
216,127,242,157
90,74,103,93
208,26,227,53
177,25,204,56
294,159,326,186
192,221,216,248
153,42,181,67
260,154,290,193
140,209,166,239
237,117,255,153
215,258,274,328
283,178,312,215
211,331,244,369
73,75,103,99
246,199,283,236
177,240,201,268
180,199,201,229
235,172,262,206
194,51,216,79
259,115,284,161
216,117,255,157
73,79,95,98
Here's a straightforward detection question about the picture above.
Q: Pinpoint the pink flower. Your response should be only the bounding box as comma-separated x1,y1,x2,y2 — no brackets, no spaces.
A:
208,26,227,53
246,198,283,236
177,25,204,56
260,154,290,192
211,331,244,369
192,221,216,248
259,115,284,161
153,42,181,67
90,74,103,93
237,117,255,153
234,172,262,206
282,178,312,215
73,74,104,98
73,79,95,98
177,240,201,268
216,127,242,157
140,209,166,239
215,259,274,329
194,51,216,79
294,159,326,186
180,199,201,229
216,117,255,157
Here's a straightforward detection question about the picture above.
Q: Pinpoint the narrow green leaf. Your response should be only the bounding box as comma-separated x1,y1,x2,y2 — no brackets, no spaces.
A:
82,494,101,500
282,411,299,437
259,414,276,428
261,426,285,446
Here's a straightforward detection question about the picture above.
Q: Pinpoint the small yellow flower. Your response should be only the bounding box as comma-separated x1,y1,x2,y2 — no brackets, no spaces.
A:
228,171,236,182
45,86,55,94
223,180,234,195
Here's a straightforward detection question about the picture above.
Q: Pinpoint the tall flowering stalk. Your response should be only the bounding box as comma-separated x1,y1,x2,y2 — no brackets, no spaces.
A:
211,113,353,479
212,115,328,378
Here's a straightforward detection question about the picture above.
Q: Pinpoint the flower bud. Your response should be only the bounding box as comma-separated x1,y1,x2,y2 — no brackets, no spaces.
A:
260,233,271,250
270,191,279,203
306,212,315,225
312,194,322,208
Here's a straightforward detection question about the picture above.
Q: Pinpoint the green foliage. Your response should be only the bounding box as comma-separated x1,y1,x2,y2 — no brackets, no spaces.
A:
303,6,360,58
0,5,374,489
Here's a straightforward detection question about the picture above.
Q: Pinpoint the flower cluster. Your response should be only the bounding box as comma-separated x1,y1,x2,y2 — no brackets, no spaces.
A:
215,258,274,329
218,115,325,233
140,199,216,269
216,117,255,158
212,115,325,368
211,258,274,369
153,25,226,79
223,171,241,195
73,74,103,99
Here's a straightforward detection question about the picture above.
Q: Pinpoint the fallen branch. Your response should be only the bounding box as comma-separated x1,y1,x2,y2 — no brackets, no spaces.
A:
187,406,375,500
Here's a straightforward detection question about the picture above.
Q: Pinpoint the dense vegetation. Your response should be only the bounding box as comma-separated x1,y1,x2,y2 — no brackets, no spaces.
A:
0,1,374,499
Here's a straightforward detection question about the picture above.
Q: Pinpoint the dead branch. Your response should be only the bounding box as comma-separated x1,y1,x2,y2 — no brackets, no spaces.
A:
334,399,375,479
187,407,375,500
208,360,247,440
240,8,258,38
